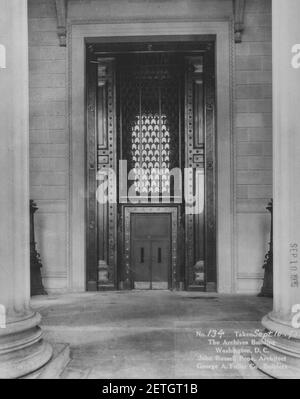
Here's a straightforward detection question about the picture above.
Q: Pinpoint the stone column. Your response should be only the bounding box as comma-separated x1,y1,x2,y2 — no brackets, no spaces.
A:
0,0,52,378
255,0,300,379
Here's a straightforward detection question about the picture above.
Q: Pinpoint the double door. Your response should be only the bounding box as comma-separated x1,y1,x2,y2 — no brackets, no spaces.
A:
131,213,170,290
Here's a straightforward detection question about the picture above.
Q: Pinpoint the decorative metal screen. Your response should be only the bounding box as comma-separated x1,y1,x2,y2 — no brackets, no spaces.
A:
119,53,182,201
86,42,215,293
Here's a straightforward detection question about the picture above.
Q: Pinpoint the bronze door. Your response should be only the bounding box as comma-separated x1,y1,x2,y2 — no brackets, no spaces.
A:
86,41,216,292
131,213,171,289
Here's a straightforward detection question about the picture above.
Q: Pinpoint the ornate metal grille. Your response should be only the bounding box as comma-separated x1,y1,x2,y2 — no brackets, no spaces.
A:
131,113,170,195
119,53,182,201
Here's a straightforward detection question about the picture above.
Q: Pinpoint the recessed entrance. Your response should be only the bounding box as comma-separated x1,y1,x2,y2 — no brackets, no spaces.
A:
85,40,216,292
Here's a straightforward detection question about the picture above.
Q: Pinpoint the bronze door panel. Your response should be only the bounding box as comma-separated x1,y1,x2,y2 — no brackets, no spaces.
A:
132,241,151,289
132,214,170,238
151,241,170,286
131,214,171,289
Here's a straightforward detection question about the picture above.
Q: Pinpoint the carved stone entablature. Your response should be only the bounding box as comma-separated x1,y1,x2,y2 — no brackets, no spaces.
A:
55,0,67,47
233,0,246,43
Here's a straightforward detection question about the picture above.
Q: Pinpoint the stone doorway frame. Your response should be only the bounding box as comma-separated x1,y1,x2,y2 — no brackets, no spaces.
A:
68,20,234,293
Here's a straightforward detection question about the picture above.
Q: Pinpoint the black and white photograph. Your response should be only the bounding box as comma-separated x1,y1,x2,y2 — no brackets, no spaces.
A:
0,0,300,385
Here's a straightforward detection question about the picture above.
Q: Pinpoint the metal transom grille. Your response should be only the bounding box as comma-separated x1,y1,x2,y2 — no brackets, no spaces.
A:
119,53,182,200
132,113,170,194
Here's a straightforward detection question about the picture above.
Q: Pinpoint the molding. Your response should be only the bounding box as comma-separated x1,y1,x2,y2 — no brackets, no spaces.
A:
237,273,264,280
233,0,245,43
42,271,68,278
230,17,237,293
68,17,230,26
55,0,68,47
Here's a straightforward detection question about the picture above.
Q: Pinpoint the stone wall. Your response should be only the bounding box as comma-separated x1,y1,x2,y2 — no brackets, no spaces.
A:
234,0,272,292
28,0,68,291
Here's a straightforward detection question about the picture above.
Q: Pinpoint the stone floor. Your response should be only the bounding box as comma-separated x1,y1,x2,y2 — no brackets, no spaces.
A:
31,291,273,379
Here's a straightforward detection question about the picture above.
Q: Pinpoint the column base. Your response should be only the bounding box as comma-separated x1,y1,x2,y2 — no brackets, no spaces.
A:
0,311,53,379
252,312,300,379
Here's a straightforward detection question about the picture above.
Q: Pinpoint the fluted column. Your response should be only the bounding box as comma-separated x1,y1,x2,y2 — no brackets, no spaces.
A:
0,0,52,378
255,0,300,379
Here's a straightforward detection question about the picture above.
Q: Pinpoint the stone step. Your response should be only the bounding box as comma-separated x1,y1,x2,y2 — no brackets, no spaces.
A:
23,343,70,379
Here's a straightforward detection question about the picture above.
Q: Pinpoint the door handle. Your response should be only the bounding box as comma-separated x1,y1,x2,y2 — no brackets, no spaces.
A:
157,248,162,263
140,247,144,263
